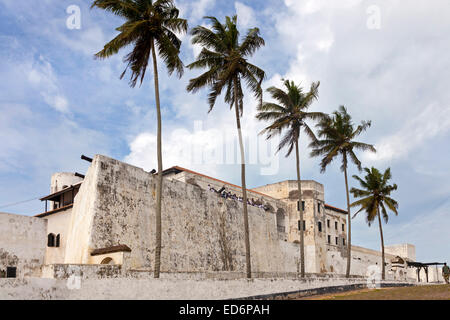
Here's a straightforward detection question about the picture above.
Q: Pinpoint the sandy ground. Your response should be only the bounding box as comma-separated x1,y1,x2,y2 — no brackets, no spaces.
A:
286,284,450,300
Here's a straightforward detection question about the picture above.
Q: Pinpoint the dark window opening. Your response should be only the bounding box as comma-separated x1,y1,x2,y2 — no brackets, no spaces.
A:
6,267,16,278
327,219,330,228
318,221,322,232
47,233,56,247
55,234,60,248
335,221,338,230
298,220,306,231
297,201,305,212
328,235,331,244
318,203,321,213
342,224,345,232
335,237,338,245
343,238,346,246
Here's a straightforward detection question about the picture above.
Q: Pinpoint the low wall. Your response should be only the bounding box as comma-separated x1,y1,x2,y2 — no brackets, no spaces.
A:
0,277,416,300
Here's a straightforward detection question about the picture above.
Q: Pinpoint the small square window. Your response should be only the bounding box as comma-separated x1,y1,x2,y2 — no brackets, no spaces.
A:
6,267,17,278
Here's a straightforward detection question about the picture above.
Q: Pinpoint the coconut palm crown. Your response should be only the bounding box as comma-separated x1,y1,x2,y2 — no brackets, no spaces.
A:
186,15,266,112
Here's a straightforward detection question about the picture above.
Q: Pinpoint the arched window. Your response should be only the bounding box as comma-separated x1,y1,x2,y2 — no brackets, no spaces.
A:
100,257,115,265
55,234,61,248
47,233,56,247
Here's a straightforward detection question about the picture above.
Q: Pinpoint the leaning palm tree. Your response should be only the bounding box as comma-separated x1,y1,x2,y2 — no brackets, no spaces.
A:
256,79,324,278
186,15,265,278
91,0,188,278
310,106,376,278
350,167,399,280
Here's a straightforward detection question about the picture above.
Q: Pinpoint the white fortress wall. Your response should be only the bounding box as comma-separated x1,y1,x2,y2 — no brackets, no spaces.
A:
64,155,300,273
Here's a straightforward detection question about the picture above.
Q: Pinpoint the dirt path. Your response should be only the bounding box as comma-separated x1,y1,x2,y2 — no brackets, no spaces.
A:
290,284,450,300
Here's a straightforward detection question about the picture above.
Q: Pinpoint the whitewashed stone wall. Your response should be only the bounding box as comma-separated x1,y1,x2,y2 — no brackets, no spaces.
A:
0,212,47,278
64,155,300,274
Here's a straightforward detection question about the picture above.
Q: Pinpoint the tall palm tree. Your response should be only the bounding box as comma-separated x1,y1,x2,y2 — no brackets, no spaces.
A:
186,15,265,278
310,106,376,278
255,79,324,278
91,0,188,278
350,167,399,280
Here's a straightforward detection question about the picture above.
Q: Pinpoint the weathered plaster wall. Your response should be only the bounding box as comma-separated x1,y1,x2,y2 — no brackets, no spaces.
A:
50,173,83,193
0,212,47,278
385,244,416,261
44,209,72,264
64,155,300,274
64,160,100,264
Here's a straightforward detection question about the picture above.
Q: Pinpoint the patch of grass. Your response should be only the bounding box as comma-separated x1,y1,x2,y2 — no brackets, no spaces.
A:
301,285,450,300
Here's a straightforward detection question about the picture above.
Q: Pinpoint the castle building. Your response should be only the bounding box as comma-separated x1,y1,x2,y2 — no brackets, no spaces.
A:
0,154,443,283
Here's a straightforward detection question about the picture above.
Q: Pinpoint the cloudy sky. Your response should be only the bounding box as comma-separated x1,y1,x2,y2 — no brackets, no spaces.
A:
0,0,449,264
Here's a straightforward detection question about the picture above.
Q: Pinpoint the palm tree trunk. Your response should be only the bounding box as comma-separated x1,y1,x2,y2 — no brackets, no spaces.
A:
294,139,305,278
344,155,352,278
233,77,251,279
151,39,163,279
377,207,386,280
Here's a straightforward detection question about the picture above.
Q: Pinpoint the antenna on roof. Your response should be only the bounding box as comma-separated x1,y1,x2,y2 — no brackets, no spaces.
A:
81,155,93,163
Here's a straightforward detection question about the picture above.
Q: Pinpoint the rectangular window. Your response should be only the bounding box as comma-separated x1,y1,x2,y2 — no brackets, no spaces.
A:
318,221,322,232
297,201,305,212
6,267,17,278
335,237,338,245
342,223,345,232
328,235,331,244
343,238,346,246
335,221,338,230
318,202,321,213
298,220,306,231
327,219,330,228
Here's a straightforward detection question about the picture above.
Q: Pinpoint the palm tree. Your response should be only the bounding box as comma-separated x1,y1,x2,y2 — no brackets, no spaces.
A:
91,0,188,278
256,79,324,278
310,106,376,278
350,167,399,280
186,15,265,278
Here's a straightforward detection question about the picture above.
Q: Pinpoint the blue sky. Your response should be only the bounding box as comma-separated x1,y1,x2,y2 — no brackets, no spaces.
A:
0,0,449,264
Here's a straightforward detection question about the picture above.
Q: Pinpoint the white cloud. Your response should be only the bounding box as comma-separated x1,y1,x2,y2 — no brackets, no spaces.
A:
364,104,450,162
235,2,257,28
26,55,70,113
